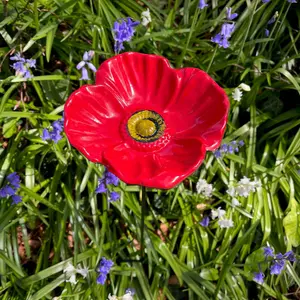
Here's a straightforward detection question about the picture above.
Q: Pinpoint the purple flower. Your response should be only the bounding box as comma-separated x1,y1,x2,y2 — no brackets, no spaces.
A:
76,51,96,81
214,150,222,158
226,7,238,20
7,172,21,189
42,129,51,141
270,253,285,275
42,117,64,143
96,273,107,285
10,53,36,79
267,16,276,25
96,257,113,285
113,18,139,53
198,0,208,9
12,195,22,204
262,0,271,3
283,250,296,262
105,170,119,186
221,23,235,38
238,140,244,146
200,216,210,227
287,0,297,3
265,29,270,37
95,182,107,194
263,246,274,258
109,191,120,202
253,272,265,284
0,185,16,197
95,169,120,198
270,261,285,275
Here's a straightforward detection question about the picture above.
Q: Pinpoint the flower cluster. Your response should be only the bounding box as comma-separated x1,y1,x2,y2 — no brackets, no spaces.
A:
200,207,234,229
107,289,135,300
196,179,213,197
96,257,114,285
63,262,89,285
42,116,64,143
211,7,238,48
76,50,97,80
0,172,22,204
10,53,36,79
214,140,244,158
112,18,140,53
96,169,120,202
232,83,251,102
141,9,151,26
253,247,296,284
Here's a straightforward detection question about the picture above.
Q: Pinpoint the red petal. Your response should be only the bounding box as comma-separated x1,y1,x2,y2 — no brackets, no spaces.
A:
64,85,124,163
103,138,206,189
95,52,180,113
164,68,229,150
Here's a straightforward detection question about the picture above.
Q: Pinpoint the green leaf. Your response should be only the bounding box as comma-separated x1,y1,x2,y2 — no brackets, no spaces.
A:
283,199,300,247
244,248,268,276
2,118,18,138
200,268,219,281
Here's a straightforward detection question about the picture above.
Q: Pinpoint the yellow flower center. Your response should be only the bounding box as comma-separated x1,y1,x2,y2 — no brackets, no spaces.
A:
135,119,156,137
127,110,165,142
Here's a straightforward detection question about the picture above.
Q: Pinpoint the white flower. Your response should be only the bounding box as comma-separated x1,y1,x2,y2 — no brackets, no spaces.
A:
122,292,134,300
107,294,118,300
232,198,240,207
64,262,76,274
218,219,234,228
232,87,243,102
235,176,260,197
141,8,151,26
226,186,236,197
196,179,213,197
239,83,251,92
211,207,226,220
76,265,89,278
66,274,77,285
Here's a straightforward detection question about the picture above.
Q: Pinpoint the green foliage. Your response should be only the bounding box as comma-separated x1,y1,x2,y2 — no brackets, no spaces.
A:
0,0,299,299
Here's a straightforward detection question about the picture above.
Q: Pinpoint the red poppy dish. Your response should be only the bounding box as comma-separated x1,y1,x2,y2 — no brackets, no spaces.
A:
64,52,229,189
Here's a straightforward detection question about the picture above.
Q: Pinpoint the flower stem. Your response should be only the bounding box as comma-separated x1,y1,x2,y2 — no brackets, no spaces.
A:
140,186,147,257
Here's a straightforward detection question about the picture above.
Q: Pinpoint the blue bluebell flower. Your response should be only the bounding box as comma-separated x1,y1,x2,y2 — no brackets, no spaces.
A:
96,257,114,285
262,0,271,3
10,53,36,79
112,18,140,53
0,185,15,197
270,260,285,275
226,7,238,20
109,191,120,202
211,23,235,48
287,0,297,3
96,273,107,285
253,272,264,284
283,250,296,262
0,173,22,204
263,246,274,258
12,195,22,204
265,29,270,37
7,172,21,189
267,16,276,25
76,51,96,81
42,116,64,143
198,0,208,9
200,216,210,227
214,140,244,157
96,169,120,202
